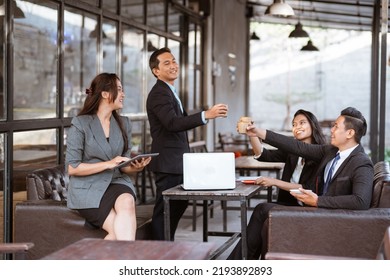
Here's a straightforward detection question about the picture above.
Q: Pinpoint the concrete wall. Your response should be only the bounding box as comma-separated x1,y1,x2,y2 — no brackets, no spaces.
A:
209,0,249,146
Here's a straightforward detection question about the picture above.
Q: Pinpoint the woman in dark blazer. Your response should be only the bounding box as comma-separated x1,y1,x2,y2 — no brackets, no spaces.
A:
228,109,325,259
66,73,151,241
251,109,326,205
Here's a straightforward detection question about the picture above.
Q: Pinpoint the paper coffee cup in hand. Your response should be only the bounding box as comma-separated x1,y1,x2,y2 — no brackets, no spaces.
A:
238,117,252,134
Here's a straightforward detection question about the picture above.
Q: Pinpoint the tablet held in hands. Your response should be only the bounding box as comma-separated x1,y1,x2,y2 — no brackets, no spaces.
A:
116,153,159,168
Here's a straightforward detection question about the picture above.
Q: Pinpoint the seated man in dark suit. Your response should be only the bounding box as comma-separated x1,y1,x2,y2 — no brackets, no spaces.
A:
228,107,373,259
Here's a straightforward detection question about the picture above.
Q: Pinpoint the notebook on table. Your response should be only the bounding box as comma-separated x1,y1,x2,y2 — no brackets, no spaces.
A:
182,152,236,190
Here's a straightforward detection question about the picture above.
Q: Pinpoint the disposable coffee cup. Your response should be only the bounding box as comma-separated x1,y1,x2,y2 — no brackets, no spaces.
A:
238,117,252,134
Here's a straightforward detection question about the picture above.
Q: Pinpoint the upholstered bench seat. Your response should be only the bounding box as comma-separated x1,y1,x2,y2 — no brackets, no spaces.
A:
14,165,153,259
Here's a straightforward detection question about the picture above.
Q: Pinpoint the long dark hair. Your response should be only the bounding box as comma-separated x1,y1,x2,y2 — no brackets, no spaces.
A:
78,73,128,154
293,109,326,145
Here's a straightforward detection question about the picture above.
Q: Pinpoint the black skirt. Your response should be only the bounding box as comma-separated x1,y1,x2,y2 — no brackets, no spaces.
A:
77,183,136,228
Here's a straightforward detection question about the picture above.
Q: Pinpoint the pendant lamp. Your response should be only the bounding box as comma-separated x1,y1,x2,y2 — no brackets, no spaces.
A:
265,0,294,17
301,40,319,51
250,32,260,40
289,22,309,38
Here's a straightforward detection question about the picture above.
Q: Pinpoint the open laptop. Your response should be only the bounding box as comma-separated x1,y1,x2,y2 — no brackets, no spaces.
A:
182,152,236,190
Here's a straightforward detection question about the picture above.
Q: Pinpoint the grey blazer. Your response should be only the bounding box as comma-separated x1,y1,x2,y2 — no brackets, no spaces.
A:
65,114,135,209
265,130,373,210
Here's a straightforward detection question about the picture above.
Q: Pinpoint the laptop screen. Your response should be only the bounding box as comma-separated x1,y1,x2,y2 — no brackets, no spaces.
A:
182,152,236,190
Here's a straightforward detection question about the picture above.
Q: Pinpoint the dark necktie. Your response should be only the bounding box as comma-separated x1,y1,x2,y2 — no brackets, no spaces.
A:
323,153,340,195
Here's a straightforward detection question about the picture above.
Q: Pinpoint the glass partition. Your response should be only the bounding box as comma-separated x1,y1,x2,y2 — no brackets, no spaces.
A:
13,129,58,192
13,0,59,120
102,18,118,73
64,8,98,117
121,0,144,23
103,0,118,13
147,0,165,31
121,25,144,114
168,4,181,36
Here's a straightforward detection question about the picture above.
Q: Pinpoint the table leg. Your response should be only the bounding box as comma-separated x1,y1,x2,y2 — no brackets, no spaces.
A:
222,201,227,232
240,198,248,260
267,187,272,202
163,196,170,241
203,200,208,242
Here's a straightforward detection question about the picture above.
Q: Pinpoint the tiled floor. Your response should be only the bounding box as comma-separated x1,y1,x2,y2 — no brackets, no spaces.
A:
174,197,267,260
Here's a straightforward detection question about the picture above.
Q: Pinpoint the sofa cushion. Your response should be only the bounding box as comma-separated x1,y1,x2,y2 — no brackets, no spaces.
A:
26,165,68,201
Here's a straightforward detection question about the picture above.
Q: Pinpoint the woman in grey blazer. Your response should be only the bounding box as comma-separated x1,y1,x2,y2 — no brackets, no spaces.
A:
65,73,151,241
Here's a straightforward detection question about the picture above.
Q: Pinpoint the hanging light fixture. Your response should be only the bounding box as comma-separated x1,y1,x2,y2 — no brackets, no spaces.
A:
301,40,319,51
289,21,309,38
250,31,260,40
265,0,294,17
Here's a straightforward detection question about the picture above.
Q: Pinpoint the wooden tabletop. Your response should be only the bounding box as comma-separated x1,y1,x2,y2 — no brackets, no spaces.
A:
42,238,217,260
235,156,284,170
162,182,262,199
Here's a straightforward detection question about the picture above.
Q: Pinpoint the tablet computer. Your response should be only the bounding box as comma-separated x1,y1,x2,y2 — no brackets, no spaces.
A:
116,153,159,169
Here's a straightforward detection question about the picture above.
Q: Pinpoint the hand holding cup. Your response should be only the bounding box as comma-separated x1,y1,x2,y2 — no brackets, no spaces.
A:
205,103,229,119
237,116,252,134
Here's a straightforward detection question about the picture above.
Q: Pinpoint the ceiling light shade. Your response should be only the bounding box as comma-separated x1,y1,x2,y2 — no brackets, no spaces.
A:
301,40,319,51
289,22,309,38
265,0,294,17
250,31,260,40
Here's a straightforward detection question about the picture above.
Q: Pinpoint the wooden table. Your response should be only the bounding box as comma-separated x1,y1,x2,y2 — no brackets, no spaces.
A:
235,156,284,202
42,238,216,260
162,183,262,260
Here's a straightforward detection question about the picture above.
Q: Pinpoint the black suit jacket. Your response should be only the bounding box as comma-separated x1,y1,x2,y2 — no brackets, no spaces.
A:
265,130,373,210
146,79,205,174
259,148,319,206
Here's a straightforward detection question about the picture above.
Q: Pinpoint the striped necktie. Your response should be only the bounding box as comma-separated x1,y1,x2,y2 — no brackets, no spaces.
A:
323,153,340,195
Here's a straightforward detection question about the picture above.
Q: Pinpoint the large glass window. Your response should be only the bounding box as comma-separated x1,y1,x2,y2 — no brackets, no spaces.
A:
168,4,181,36
121,0,144,24
147,0,165,31
121,25,144,114
13,0,59,120
64,8,98,117
187,24,202,111
103,0,118,14
0,0,200,246
13,129,58,191
102,19,118,73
